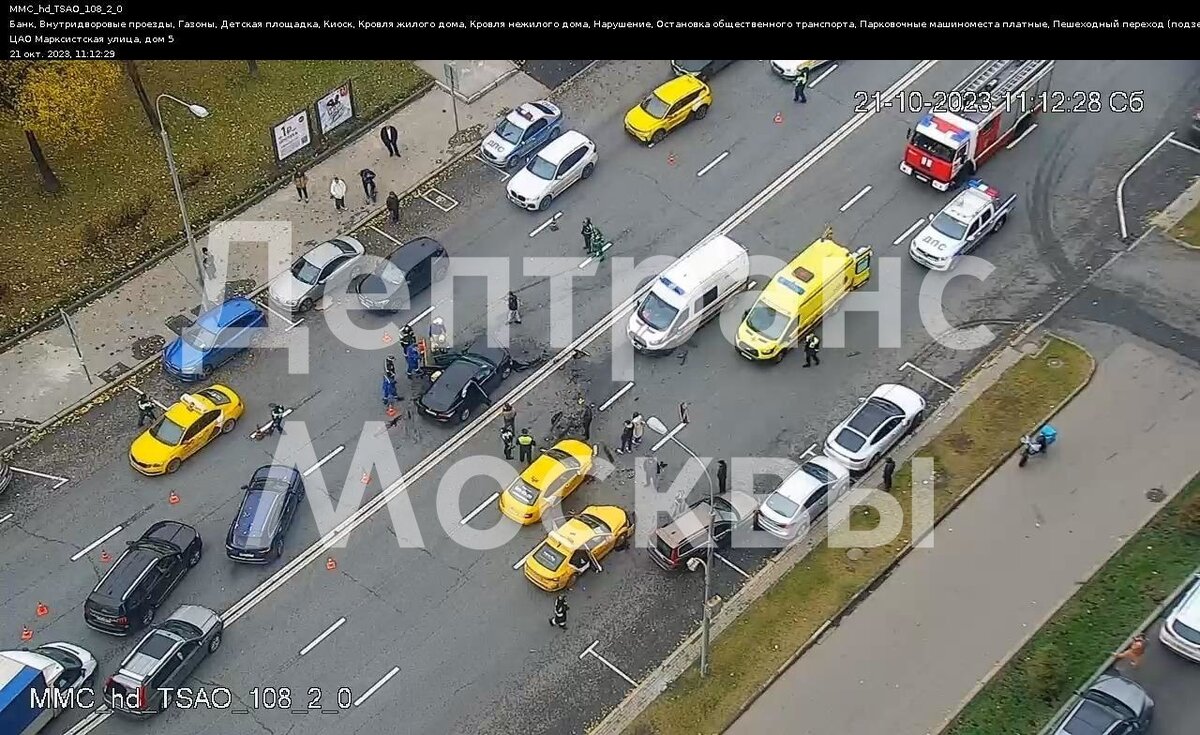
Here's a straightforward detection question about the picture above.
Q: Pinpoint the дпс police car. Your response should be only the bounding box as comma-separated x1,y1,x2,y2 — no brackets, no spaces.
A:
909,179,1017,271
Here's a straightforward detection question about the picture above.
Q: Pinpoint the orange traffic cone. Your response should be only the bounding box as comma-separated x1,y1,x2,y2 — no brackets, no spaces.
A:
99,549,111,563
21,626,33,641
386,404,397,418
325,557,337,571
667,152,676,166
361,469,371,484
36,602,48,618
774,111,784,124
383,332,393,344
168,490,180,505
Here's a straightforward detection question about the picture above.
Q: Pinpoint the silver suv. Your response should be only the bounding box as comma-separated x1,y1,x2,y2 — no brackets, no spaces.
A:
104,605,223,718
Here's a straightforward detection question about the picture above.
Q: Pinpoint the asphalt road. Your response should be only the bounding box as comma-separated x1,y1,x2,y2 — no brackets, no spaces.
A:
1,59,1197,735
1118,597,1200,735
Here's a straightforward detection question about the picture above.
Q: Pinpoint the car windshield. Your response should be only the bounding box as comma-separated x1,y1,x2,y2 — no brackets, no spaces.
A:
835,428,867,452
35,646,81,669
640,93,671,119
576,513,611,535
802,462,836,484
745,303,790,341
292,257,322,285
638,292,680,331
197,388,230,406
150,416,186,446
494,118,526,144
376,261,406,285
527,154,558,180
532,542,565,572
910,131,957,161
181,324,218,351
930,212,968,240
508,479,540,505
764,491,800,519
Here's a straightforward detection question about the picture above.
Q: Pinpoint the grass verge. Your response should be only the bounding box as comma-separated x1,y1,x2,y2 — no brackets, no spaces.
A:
1170,198,1200,248
943,475,1200,735
624,336,1094,735
0,61,429,339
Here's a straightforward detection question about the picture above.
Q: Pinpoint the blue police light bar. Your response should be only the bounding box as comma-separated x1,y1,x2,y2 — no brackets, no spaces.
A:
658,276,685,296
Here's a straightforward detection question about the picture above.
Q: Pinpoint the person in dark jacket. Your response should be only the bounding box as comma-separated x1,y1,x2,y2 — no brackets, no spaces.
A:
581,218,595,251
506,291,522,325
269,404,287,435
882,457,896,492
136,393,156,427
803,332,821,367
500,426,515,460
617,420,634,454
385,355,396,379
399,324,416,352
360,168,378,203
580,400,595,441
501,403,516,432
517,428,536,465
793,67,809,103
549,594,569,629
716,460,728,495
380,124,400,156
385,191,400,223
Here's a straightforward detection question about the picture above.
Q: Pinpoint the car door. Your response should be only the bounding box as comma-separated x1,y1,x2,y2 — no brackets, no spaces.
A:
966,209,992,253
871,415,905,455
407,256,432,296
172,640,204,681
158,553,188,599
520,118,548,157
147,654,183,711
585,525,615,562
669,91,699,129
189,411,221,456
214,313,252,367
800,486,831,527
554,147,587,195
477,362,502,391
543,471,576,509
178,420,205,459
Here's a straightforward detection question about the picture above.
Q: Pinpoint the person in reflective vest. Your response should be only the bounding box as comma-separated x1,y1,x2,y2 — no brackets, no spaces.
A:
517,428,536,465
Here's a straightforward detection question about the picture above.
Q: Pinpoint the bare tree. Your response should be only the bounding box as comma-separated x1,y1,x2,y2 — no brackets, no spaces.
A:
123,60,159,129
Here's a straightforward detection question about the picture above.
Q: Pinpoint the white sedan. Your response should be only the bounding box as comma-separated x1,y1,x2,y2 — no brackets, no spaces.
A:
505,130,597,212
824,384,925,473
770,60,831,80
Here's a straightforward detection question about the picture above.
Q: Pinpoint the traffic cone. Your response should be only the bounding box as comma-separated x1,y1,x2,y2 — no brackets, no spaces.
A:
36,602,48,618
382,333,393,344
386,404,397,418
168,490,180,505
361,469,371,484
774,112,784,124
325,557,337,571
99,549,111,563
667,152,676,166
21,626,33,641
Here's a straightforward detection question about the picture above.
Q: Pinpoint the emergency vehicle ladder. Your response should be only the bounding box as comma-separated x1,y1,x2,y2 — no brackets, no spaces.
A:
962,60,1046,99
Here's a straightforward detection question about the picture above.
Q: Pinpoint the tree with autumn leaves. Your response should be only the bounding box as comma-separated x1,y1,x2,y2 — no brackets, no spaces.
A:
0,61,122,193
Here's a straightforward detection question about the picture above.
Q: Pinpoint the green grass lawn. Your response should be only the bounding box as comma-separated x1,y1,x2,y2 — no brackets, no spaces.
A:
624,337,1094,735
943,477,1200,735
0,61,429,339
1171,198,1200,248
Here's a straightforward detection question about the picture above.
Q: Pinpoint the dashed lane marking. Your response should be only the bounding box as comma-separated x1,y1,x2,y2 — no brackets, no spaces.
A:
696,151,730,177
71,526,123,562
580,640,638,687
254,407,294,435
1168,137,1200,155
799,442,818,460
513,545,537,570
839,185,872,212
1005,123,1038,150
353,665,400,707
0,513,13,525
892,219,925,246
599,382,634,412
714,552,751,579
530,212,563,238
303,445,345,478
299,616,346,656
578,242,613,269
461,492,499,525
650,421,686,452
10,466,70,490
809,63,839,87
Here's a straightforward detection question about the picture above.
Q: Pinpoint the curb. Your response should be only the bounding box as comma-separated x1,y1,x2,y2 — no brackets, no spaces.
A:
433,65,521,104
0,75,437,353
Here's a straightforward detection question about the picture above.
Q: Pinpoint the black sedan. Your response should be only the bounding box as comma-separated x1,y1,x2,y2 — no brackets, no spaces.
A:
416,347,512,423
670,60,735,81
354,236,448,312
226,465,305,563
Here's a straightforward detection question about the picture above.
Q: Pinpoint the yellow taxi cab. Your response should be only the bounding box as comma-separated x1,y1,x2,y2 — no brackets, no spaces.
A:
129,385,244,475
523,505,635,592
736,230,872,362
624,74,713,145
498,439,593,525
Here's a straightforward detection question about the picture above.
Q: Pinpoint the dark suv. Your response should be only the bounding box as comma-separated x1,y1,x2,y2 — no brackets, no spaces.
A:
648,491,759,570
84,521,203,635
354,236,448,312
226,465,306,563
105,604,223,718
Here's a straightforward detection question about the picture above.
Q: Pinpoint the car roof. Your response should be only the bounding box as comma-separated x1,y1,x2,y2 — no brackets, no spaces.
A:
91,547,159,600
386,237,443,270
196,297,260,330
535,130,593,163
505,101,555,128
421,360,479,408
162,391,220,426
776,458,845,502
654,74,707,102
943,184,997,223
304,236,362,265
251,464,300,487
119,629,185,679
659,491,755,545
143,520,195,550
649,235,747,309
761,238,850,308
523,449,577,489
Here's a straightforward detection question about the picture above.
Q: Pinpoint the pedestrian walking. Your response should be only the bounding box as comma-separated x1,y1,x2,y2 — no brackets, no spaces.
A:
500,426,515,460
679,401,690,425
581,217,595,251
360,168,377,204
631,413,645,447
330,176,347,211
793,67,809,103
501,403,516,432
716,459,728,495
882,457,896,492
617,420,634,454
549,594,569,629
1115,634,1147,668
581,401,595,441
404,343,421,378
200,247,217,280
385,191,400,223
385,355,396,379
429,317,448,352
517,428,536,465
382,372,398,405
506,291,522,325
293,169,309,202
135,393,156,428
269,404,287,435
380,124,400,157
803,332,821,367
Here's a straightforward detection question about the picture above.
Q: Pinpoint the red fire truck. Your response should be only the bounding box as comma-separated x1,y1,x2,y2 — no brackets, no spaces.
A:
900,60,1054,191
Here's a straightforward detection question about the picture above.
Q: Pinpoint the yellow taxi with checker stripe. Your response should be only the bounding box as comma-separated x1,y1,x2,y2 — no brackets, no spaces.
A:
523,505,635,591
624,74,713,145
129,386,244,475
499,439,594,525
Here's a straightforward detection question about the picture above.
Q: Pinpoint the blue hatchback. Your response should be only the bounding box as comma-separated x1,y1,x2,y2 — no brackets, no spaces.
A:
162,297,266,381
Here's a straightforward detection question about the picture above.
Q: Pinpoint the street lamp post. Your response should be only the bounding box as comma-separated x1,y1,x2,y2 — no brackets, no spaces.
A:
647,415,716,677
156,93,212,310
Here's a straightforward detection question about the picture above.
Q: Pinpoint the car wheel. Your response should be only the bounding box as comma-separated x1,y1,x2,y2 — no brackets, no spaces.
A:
694,104,710,120
187,545,202,567
912,410,925,429
166,458,182,474
550,127,561,140
538,195,552,212
458,405,472,423
221,417,236,434
993,214,1007,233
201,365,213,379
650,129,666,145
298,298,314,313
581,162,595,179
208,633,222,653
141,607,155,627
772,348,787,364
616,531,630,551
499,363,512,379
271,537,284,560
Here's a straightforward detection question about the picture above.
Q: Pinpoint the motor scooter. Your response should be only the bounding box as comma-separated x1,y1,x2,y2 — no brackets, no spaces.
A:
1018,424,1057,467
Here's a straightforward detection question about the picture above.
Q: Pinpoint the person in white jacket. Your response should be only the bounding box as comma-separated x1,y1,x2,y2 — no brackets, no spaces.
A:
330,176,347,211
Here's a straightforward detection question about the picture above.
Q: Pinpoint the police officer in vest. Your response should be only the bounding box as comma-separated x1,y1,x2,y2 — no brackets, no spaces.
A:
549,594,569,629
136,393,156,427
517,428,536,465
803,332,821,367
793,67,809,103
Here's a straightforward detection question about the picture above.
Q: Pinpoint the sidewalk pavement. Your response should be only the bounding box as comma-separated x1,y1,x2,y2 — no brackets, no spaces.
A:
725,339,1200,735
0,61,547,435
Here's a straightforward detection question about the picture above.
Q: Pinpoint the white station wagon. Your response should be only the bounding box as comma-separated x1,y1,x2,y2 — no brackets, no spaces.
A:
506,130,597,212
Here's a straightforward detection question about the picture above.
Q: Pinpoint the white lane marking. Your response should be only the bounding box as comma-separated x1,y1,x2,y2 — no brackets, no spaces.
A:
839,185,872,212
650,421,686,452
354,665,401,707
62,710,109,735
421,187,459,212
299,616,346,656
578,242,613,269
714,552,751,579
461,492,500,525
513,545,537,570
368,224,404,246
580,640,638,687
217,61,940,630
71,525,123,562
809,63,839,87
1168,137,1200,155
255,407,294,434
530,211,563,238
696,151,730,177
1005,123,1038,150
0,513,12,525
599,382,635,412
893,219,925,246
303,445,345,478
128,386,169,411
405,298,450,328
256,299,302,329
10,466,71,490
1117,131,1175,239
473,152,511,181
899,361,956,391
799,442,818,460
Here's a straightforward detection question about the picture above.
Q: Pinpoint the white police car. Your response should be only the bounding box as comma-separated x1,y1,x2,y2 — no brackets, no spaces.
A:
479,101,563,169
909,179,1016,271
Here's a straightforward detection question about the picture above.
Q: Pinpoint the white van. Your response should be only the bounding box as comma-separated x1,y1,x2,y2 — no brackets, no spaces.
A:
627,235,750,353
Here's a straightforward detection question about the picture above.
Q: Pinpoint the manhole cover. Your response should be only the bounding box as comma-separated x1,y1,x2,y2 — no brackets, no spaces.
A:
1146,487,1166,502
846,548,865,561
97,361,131,382
164,314,194,336
1046,357,1064,369
131,335,165,361
1019,341,1041,354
